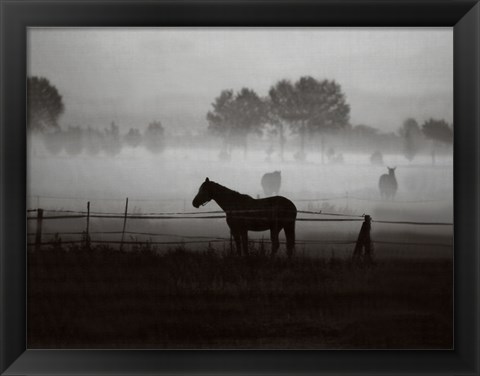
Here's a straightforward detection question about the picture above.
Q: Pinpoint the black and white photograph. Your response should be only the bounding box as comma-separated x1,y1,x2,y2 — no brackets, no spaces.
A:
26,28,453,349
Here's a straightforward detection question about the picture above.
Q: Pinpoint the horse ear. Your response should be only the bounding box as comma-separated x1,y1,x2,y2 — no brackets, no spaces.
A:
205,177,210,182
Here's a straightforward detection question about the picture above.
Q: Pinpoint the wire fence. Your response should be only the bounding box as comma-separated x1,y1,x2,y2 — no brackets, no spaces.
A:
26,208,453,226
28,194,452,205
26,196,454,251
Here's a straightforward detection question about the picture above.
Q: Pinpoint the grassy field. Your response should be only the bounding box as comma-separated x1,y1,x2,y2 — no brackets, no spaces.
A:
27,244,453,349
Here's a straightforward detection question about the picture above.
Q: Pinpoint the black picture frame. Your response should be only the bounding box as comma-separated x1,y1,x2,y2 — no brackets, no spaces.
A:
1,1,479,375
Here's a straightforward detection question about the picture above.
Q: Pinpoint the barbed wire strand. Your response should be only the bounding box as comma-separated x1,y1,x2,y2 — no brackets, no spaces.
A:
38,208,363,218
26,213,452,226
28,194,451,206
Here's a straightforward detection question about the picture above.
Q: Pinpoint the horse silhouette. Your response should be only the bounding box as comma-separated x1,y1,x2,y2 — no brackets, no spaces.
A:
379,167,398,200
261,170,281,196
192,178,297,258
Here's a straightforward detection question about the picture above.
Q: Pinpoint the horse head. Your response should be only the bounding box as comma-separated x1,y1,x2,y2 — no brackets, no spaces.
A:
192,177,213,208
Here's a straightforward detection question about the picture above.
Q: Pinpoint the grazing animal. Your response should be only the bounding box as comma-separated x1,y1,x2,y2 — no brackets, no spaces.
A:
370,151,384,166
261,170,281,196
192,178,297,258
379,167,398,200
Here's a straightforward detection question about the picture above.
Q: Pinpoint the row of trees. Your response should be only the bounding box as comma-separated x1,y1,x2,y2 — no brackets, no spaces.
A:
28,75,452,162
207,76,350,162
400,117,453,164
206,76,452,164
42,121,165,156
27,76,166,156
41,121,165,156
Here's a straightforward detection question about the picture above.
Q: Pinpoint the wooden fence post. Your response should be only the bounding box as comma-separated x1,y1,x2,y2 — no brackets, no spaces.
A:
35,208,44,251
120,198,129,251
85,201,91,250
353,214,373,262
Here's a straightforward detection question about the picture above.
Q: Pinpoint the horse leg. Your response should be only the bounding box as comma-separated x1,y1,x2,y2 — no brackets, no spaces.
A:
241,231,249,256
232,231,242,256
270,227,281,258
284,221,296,259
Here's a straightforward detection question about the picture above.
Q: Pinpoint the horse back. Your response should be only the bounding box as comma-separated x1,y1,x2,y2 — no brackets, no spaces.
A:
227,195,297,219
225,195,296,232
258,195,296,210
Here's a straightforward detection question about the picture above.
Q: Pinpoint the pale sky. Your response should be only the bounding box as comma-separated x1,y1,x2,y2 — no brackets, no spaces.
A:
28,28,453,134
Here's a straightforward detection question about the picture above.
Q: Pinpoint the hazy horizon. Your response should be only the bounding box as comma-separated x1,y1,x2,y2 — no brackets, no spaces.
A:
28,27,453,134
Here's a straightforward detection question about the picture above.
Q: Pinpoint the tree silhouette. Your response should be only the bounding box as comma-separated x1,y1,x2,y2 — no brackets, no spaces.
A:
348,124,378,150
304,78,350,163
230,88,267,156
144,121,165,153
268,81,295,161
64,126,84,156
27,76,65,132
269,77,350,162
399,118,422,162
207,90,235,158
124,128,142,148
207,88,267,157
103,122,122,156
42,129,64,155
84,127,104,156
422,118,453,164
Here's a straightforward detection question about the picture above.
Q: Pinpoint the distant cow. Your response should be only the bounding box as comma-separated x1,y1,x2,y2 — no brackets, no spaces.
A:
379,167,398,200
261,171,281,197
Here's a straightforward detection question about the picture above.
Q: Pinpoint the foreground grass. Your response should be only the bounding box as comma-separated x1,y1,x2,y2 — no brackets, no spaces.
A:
27,244,453,349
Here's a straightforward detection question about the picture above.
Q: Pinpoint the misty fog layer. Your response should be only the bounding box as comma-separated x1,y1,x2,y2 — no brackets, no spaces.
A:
27,135,453,259
28,136,452,208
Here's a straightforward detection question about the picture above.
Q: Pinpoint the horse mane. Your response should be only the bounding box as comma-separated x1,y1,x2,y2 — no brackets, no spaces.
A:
208,181,253,201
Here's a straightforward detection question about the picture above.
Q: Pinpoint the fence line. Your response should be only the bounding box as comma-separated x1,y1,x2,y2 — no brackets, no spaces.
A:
28,194,451,206
36,208,363,218
298,210,363,218
24,214,365,222
26,201,454,254
27,230,227,239
28,210,363,221
26,211,453,226
26,228,453,249
373,220,453,226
